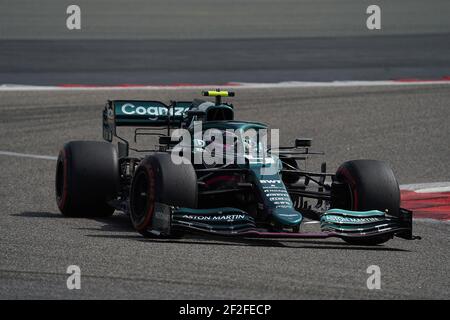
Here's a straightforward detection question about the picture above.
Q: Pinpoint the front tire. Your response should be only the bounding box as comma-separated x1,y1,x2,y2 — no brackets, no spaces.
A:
55,141,119,217
129,153,197,237
334,160,400,245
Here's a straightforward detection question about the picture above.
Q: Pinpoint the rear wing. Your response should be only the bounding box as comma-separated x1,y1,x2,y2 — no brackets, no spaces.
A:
103,100,192,142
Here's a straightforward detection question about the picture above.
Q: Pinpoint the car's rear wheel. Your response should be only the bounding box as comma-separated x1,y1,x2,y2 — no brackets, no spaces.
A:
333,160,400,245
55,141,119,217
129,153,197,237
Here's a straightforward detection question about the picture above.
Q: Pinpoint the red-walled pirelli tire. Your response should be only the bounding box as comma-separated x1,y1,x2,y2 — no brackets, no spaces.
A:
129,153,197,237
55,141,119,217
335,160,400,245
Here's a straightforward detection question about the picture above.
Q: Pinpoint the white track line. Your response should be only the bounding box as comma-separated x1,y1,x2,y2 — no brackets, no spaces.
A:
0,151,57,161
1,80,450,91
230,80,450,89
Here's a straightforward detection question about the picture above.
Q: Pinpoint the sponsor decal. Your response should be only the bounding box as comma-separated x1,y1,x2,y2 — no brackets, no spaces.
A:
273,202,291,206
260,179,292,208
263,188,288,193
181,214,247,222
269,197,291,201
323,215,382,223
260,179,282,184
119,102,189,119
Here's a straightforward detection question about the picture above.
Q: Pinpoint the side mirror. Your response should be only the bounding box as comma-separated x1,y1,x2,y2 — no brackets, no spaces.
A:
186,110,206,117
159,136,182,145
295,138,312,147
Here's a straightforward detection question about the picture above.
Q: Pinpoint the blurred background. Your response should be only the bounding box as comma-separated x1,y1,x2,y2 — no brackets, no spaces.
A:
0,0,449,85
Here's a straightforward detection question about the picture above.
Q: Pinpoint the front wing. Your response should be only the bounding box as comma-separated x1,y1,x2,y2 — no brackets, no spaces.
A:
148,205,417,242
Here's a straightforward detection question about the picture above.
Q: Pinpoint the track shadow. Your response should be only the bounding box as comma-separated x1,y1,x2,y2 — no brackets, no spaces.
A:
86,233,287,248
15,211,64,218
16,211,134,232
75,214,134,233
88,233,409,251
17,211,409,252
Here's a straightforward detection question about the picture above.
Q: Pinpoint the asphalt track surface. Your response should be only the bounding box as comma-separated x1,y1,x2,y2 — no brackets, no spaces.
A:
2,34,450,85
0,85,449,299
1,0,450,85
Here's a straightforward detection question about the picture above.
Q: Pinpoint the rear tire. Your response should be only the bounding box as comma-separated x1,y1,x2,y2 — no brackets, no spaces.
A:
129,153,197,237
55,141,119,217
334,160,400,245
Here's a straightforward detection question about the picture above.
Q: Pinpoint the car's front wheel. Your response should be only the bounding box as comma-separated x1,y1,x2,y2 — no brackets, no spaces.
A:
333,159,400,245
129,153,197,237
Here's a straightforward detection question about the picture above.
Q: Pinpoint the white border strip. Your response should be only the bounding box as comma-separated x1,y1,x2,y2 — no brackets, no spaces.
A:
400,182,450,193
1,80,450,91
231,80,450,89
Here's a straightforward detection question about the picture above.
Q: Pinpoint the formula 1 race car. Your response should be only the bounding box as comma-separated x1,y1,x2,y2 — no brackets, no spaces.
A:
55,90,417,245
